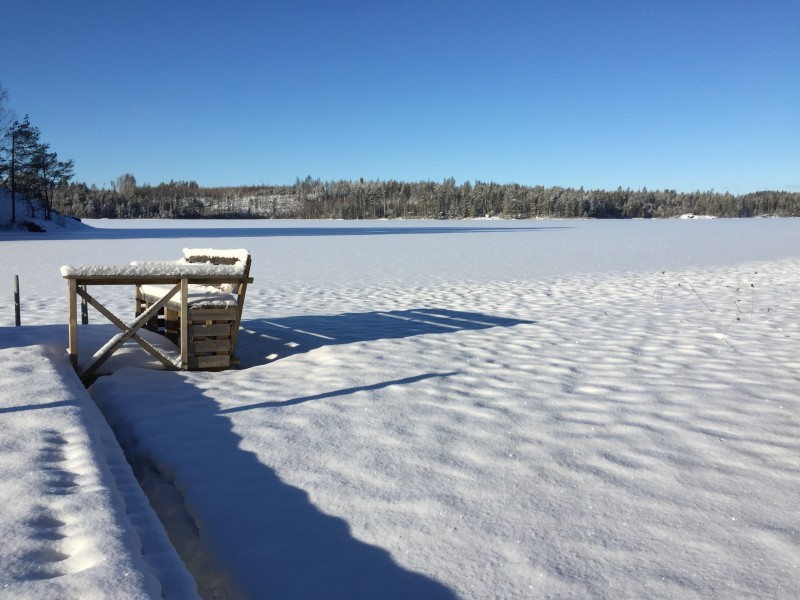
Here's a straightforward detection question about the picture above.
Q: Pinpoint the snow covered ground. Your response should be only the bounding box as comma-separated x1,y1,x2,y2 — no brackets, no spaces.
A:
1,218,799,598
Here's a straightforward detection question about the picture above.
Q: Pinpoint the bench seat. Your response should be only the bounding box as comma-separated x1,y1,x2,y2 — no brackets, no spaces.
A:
138,284,238,308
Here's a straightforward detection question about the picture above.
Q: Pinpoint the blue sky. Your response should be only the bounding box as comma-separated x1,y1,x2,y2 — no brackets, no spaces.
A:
2,0,798,193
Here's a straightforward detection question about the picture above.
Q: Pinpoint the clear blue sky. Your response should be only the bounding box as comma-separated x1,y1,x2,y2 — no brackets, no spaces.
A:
3,0,798,193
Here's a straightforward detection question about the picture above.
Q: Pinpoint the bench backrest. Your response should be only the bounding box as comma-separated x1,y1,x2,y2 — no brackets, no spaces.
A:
182,248,252,294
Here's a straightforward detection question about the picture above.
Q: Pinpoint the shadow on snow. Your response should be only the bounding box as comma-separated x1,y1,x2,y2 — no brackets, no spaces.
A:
95,307,532,596
237,308,535,366
91,367,458,598
10,310,531,597
7,222,570,241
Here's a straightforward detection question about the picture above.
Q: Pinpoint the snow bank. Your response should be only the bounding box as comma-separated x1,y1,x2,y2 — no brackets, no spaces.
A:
60,263,245,278
0,327,198,599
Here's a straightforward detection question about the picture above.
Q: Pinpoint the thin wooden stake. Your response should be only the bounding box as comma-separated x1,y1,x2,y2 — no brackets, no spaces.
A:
80,285,88,324
14,275,21,326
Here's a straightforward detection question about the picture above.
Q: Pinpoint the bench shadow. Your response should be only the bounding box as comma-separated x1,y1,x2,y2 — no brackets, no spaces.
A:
94,367,460,599
237,308,535,366
90,309,532,596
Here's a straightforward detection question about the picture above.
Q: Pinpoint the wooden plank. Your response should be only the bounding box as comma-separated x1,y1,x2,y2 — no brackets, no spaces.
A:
189,323,231,337
180,278,189,369
164,308,180,340
134,286,143,317
79,283,181,381
141,297,241,314
67,279,78,369
229,254,252,356
188,309,237,320
75,287,178,371
189,355,231,369
191,339,231,353
64,274,249,285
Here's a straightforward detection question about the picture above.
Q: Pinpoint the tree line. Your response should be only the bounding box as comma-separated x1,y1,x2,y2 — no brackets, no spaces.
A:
50,175,800,221
0,86,75,224
3,84,798,223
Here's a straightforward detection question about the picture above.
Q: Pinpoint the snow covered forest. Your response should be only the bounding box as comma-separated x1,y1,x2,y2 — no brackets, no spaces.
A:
50,176,800,221
3,85,798,225
2,85,798,224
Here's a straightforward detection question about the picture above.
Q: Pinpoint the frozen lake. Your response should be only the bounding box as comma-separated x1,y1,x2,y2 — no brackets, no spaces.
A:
3,218,800,318
2,218,799,599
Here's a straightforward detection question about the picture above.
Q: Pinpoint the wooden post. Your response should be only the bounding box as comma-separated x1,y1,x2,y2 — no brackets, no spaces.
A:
80,285,88,324
14,275,21,326
67,279,78,369
180,278,189,369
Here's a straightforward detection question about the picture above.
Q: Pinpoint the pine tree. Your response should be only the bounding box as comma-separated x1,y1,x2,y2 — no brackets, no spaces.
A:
0,116,40,223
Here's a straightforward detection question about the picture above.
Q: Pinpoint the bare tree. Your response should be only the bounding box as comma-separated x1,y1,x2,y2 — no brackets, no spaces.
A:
116,173,137,198
0,82,14,136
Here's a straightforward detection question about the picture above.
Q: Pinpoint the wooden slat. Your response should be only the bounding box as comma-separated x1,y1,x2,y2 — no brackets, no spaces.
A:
190,339,231,353
64,274,248,285
76,288,178,371
67,279,78,369
79,283,181,381
189,323,231,337
140,297,241,314
189,355,231,369
188,308,237,320
180,278,188,369
230,256,251,357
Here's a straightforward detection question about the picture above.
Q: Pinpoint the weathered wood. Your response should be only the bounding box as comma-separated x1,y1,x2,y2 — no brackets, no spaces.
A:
164,307,180,341
64,258,252,379
95,251,254,372
190,339,232,354
75,286,178,371
185,308,237,319
80,285,88,325
64,276,245,286
67,278,77,368
189,323,231,337
14,275,21,327
135,286,143,317
180,278,189,369
79,283,181,381
230,255,251,354
189,355,231,369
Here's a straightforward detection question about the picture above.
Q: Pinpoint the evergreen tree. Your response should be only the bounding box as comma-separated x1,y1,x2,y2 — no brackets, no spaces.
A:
29,142,74,219
0,116,40,223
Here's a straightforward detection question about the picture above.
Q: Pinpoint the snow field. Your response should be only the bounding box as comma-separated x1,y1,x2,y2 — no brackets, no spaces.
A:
97,260,800,598
0,335,198,599
1,218,799,598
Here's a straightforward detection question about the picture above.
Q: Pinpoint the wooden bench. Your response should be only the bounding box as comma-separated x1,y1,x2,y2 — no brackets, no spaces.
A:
134,248,253,370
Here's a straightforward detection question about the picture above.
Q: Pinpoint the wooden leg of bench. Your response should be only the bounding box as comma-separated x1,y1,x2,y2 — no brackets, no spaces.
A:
180,279,189,369
67,279,78,369
164,307,180,343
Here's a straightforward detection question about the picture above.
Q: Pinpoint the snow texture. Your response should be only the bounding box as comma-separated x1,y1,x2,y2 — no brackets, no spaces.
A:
0,328,198,599
2,218,799,599
137,284,238,309
60,263,245,279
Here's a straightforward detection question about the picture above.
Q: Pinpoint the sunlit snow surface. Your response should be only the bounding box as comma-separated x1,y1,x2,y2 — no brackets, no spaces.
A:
2,218,799,599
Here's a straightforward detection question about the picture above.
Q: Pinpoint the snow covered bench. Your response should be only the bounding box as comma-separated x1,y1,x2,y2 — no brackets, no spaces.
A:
134,248,253,370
